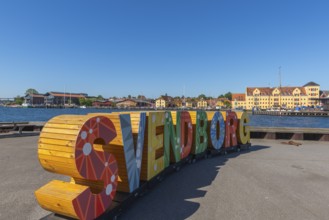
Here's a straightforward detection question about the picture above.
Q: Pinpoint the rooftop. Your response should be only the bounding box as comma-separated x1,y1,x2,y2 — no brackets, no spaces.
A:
303,81,320,87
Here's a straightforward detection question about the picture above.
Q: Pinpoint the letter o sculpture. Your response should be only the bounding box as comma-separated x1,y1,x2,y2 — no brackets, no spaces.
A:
210,111,225,150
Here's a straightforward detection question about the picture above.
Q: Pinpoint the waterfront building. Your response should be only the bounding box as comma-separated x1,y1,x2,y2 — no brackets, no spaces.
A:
232,82,320,110
44,92,87,106
320,91,329,98
303,82,321,106
185,99,194,108
116,99,153,108
173,98,183,108
155,95,175,108
92,100,114,108
315,90,329,110
197,99,208,108
207,99,217,109
116,99,136,108
232,94,246,109
24,93,45,106
216,98,231,108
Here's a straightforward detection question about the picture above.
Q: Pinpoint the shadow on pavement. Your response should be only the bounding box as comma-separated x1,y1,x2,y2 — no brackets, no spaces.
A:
119,145,270,220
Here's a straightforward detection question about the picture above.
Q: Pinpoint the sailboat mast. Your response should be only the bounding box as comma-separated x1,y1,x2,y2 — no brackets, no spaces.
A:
183,84,186,106
279,66,282,110
64,86,66,108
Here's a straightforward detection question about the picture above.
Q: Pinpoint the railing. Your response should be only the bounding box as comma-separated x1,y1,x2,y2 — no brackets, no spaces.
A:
0,122,43,135
250,126,329,141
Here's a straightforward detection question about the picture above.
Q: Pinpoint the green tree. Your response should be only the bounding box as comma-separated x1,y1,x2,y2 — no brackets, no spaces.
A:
79,98,93,106
79,98,87,106
224,100,231,108
96,95,104,101
14,96,24,105
85,99,93,106
25,88,39,95
224,92,232,101
198,94,206,100
218,94,225,99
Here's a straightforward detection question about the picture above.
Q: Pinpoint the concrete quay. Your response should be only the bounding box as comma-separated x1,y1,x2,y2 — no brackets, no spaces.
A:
1,136,329,220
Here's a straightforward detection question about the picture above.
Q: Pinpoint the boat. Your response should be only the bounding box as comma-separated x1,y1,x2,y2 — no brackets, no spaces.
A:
22,103,31,108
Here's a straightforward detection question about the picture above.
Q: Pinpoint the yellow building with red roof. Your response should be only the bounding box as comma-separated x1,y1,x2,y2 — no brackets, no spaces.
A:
232,82,320,110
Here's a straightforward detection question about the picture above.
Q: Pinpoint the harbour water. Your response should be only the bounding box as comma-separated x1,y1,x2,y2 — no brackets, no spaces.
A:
248,114,329,128
0,107,114,122
1,107,329,128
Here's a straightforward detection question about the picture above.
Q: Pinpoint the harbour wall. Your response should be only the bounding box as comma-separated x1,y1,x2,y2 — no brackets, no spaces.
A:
253,110,329,117
250,126,329,141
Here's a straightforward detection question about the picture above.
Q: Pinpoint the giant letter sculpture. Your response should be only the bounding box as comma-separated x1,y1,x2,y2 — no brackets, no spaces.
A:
35,115,118,220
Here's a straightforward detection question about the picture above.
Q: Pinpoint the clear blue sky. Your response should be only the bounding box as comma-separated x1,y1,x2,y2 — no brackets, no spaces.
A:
1,0,328,99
